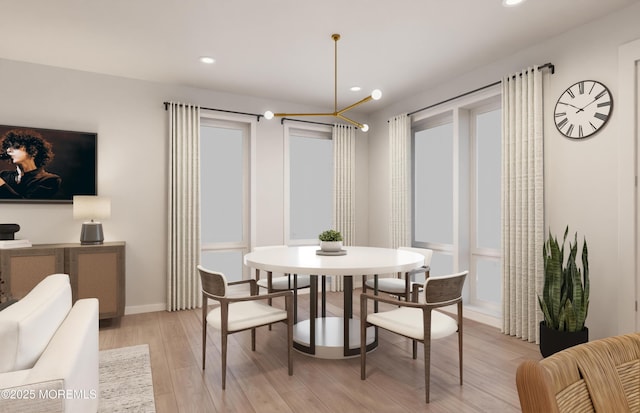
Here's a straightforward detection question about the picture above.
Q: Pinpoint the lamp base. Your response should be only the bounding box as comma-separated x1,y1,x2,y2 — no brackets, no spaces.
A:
80,222,104,245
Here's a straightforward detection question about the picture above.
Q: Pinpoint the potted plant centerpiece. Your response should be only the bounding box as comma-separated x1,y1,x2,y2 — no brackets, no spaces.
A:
318,229,343,252
538,226,589,357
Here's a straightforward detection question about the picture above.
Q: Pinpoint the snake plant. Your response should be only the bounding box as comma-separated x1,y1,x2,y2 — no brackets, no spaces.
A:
539,227,589,332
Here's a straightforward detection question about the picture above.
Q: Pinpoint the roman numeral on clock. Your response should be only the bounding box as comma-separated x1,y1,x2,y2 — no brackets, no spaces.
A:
595,89,607,100
566,124,574,136
557,118,568,128
594,112,608,121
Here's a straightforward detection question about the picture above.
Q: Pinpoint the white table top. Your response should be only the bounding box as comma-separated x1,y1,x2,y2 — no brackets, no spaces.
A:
244,245,425,276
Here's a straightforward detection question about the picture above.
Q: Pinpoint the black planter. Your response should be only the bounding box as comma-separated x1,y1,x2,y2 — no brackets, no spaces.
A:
539,321,589,358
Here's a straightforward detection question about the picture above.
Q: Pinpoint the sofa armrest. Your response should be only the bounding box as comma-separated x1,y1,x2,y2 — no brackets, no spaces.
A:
516,360,560,413
0,298,99,413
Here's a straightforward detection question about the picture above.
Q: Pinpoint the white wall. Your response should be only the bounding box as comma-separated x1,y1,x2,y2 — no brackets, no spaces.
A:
367,2,640,340
2,2,639,339
0,59,370,314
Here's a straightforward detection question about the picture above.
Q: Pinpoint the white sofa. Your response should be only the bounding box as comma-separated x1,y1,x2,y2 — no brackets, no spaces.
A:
0,274,99,413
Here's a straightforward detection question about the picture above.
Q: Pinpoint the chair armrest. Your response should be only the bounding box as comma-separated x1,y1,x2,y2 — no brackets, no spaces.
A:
229,279,257,295
407,265,430,276
229,279,255,286
228,289,293,303
360,292,427,309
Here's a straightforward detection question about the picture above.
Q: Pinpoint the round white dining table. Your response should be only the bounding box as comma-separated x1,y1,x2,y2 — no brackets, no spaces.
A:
244,245,425,359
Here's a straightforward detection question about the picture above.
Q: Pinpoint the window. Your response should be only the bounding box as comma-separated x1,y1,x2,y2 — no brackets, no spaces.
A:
412,92,502,318
470,105,502,315
413,116,454,279
285,125,333,245
200,115,253,281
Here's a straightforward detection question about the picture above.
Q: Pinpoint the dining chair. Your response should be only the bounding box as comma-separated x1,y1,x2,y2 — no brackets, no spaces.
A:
360,270,468,403
253,245,311,322
197,265,294,390
362,246,433,301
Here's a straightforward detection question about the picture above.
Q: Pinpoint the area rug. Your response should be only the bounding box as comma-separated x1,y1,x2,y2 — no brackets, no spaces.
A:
99,344,156,413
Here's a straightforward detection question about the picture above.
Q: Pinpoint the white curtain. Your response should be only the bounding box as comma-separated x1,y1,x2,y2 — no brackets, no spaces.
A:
331,124,356,292
501,67,545,342
389,114,411,249
167,102,202,311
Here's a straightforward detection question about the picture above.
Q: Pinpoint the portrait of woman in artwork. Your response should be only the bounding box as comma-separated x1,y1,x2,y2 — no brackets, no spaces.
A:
0,129,62,199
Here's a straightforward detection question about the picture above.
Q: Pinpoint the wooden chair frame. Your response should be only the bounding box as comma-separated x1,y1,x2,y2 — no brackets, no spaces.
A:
199,267,294,390
360,271,467,403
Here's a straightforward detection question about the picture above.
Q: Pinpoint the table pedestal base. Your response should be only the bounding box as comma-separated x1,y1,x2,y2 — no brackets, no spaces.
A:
293,317,377,359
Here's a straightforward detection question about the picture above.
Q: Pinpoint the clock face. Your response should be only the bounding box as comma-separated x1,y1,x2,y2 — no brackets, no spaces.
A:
554,80,613,139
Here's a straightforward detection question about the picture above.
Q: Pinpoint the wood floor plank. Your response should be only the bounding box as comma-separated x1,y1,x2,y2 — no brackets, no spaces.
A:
99,289,541,412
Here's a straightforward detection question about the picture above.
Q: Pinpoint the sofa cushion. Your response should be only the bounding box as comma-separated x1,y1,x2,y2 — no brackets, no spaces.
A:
0,274,71,373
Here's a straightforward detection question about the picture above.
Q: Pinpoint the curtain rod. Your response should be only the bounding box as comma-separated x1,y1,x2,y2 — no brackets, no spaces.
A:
280,117,333,127
407,62,554,117
163,102,263,120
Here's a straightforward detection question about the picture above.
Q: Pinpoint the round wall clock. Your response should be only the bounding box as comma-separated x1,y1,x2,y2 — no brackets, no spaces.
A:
553,80,613,139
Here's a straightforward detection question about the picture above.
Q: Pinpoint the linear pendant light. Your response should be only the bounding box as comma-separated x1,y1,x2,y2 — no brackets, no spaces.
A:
264,34,381,132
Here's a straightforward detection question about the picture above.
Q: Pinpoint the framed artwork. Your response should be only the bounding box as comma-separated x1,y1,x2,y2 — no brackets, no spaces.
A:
0,125,97,203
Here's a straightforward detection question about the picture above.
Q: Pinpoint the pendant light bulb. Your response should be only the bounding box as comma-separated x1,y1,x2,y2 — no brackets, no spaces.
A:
361,124,369,132
264,111,274,120
371,89,382,100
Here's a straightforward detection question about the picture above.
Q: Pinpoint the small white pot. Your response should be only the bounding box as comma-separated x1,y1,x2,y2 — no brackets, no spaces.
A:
320,240,343,252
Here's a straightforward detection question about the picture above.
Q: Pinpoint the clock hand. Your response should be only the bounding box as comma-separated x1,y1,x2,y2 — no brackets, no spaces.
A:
577,98,597,112
558,101,581,110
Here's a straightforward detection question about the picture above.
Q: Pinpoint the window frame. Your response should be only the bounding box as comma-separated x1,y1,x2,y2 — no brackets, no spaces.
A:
468,98,502,315
410,85,502,320
284,123,333,246
199,112,256,280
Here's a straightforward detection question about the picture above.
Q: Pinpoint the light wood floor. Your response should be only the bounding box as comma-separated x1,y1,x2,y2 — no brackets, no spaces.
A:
98,289,541,412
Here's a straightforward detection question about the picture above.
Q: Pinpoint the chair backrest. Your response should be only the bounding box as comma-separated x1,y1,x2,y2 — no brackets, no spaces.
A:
197,265,229,298
399,246,433,267
423,271,468,305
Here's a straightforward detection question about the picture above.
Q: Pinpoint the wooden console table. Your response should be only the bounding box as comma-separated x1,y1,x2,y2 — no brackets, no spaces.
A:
0,242,125,319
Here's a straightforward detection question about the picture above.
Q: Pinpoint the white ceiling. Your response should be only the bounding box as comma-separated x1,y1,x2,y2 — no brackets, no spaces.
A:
0,0,637,114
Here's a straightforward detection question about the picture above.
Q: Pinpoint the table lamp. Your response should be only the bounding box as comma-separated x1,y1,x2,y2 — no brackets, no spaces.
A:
73,196,111,245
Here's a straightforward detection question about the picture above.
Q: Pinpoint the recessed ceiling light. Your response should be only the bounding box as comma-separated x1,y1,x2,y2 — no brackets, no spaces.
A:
199,56,215,64
502,0,525,6
350,86,361,92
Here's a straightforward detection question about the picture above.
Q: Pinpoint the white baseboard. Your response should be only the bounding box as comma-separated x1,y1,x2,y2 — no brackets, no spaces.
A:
438,304,501,329
125,303,166,315
462,308,501,329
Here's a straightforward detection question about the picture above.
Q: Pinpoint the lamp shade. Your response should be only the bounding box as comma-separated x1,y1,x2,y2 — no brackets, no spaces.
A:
73,196,111,221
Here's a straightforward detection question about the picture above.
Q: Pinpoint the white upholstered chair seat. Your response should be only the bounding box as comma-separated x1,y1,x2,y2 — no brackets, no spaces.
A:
364,278,410,295
257,275,311,291
206,301,288,332
366,308,458,340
